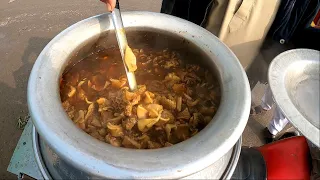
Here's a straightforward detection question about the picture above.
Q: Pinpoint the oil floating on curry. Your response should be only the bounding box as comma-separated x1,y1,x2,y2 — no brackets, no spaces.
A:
60,46,221,149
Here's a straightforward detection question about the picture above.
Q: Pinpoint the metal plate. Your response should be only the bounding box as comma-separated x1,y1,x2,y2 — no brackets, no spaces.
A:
269,49,320,147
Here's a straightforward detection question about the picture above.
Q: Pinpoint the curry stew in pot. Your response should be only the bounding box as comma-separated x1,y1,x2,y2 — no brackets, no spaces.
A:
60,46,221,149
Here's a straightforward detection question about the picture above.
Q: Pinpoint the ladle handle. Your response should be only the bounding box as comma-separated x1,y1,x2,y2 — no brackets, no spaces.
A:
111,0,137,91
115,0,120,9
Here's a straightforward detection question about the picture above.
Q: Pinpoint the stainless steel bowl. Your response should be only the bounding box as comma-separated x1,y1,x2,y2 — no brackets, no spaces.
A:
269,49,320,147
28,12,250,179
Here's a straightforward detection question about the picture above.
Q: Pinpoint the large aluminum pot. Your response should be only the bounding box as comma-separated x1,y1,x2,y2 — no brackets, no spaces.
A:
28,12,250,179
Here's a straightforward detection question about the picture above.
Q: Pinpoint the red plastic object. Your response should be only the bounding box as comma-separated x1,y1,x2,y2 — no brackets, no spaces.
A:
311,9,320,28
257,136,311,180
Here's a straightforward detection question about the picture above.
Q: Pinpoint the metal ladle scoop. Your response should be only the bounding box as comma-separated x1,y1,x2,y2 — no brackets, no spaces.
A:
110,0,138,91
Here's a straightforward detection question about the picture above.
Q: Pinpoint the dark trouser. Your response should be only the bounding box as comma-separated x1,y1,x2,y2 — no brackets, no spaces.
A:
160,0,214,26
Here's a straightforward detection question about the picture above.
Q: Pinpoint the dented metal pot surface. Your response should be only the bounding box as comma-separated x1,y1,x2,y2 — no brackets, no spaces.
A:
28,12,250,179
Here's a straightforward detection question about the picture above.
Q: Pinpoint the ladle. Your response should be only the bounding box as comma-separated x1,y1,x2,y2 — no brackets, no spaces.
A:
111,0,137,91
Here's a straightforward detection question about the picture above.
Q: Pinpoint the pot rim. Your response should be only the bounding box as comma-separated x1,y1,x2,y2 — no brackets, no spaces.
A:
28,11,250,179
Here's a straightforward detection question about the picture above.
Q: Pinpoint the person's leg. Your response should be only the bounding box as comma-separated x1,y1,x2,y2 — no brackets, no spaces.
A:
160,0,176,14
251,85,274,115
261,85,273,111
267,104,289,135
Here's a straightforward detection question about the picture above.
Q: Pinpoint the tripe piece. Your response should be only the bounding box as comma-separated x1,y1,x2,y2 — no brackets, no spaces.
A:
124,45,137,72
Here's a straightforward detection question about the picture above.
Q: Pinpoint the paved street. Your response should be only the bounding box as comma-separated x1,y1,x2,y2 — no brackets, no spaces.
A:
0,0,287,178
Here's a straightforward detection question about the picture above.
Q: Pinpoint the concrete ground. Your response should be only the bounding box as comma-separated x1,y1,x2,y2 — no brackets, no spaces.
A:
0,0,291,178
